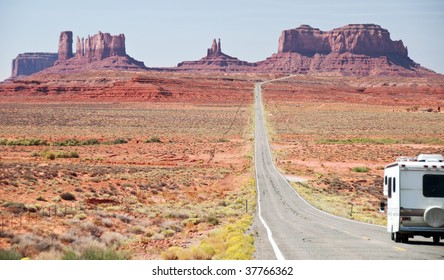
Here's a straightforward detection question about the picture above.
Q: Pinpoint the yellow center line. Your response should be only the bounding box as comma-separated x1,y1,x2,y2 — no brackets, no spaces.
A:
393,246,407,251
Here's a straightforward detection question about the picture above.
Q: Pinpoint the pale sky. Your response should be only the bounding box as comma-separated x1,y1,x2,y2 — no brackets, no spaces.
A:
1,0,443,80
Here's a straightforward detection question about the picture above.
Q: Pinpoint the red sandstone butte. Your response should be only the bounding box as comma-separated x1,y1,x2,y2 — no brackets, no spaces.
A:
177,38,256,72
256,24,435,76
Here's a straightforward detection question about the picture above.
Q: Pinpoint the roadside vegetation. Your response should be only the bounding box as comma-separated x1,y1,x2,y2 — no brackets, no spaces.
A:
262,77,444,227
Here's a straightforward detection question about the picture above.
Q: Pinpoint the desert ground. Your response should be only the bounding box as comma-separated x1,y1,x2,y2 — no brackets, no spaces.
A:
1,72,444,259
262,75,444,224
0,72,258,259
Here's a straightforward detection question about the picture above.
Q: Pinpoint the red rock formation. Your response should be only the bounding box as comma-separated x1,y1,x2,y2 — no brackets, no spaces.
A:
58,31,73,60
11,53,57,77
207,38,222,57
76,32,126,61
277,24,408,57
48,31,146,73
258,24,434,76
177,38,256,72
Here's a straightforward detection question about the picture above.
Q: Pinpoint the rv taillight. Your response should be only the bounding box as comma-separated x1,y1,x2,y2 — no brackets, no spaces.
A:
432,165,437,168
401,217,411,222
401,164,406,168
424,165,429,168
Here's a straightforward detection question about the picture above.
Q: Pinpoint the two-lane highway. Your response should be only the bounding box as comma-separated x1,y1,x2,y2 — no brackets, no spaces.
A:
253,79,444,259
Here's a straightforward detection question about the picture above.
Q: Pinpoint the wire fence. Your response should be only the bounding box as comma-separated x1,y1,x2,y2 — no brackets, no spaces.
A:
0,204,83,231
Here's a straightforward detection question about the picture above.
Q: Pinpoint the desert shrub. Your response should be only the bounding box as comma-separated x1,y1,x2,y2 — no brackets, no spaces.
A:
100,232,124,246
80,221,103,238
130,226,145,235
162,229,176,238
2,201,26,214
35,249,64,260
165,211,190,219
205,214,219,225
41,150,79,160
54,138,100,146
60,192,76,201
317,137,397,145
181,217,201,227
351,166,370,173
0,231,15,239
0,138,49,146
116,213,133,224
0,249,23,260
160,220,182,233
107,138,128,145
11,234,63,258
150,233,165,240
161,214,254,260
190,244,215,260
54,139,81,146
30,151,40,157
63,246,129,260
161,246,189,260
36,196,47,202
82,139,100,145
144,136,162,143
101,218,113,228
74,213,87,220
59,230,79,243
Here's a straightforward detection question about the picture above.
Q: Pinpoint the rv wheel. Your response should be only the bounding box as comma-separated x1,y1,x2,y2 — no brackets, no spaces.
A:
393,232,402,243
402,235,409,243
433,235,440,244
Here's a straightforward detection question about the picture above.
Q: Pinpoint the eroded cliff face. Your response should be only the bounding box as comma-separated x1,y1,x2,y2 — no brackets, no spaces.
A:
58,31,73,60
49,31,145,73
75,32,126,61
257,24,432,76
277,24,408,57
11,53,57,77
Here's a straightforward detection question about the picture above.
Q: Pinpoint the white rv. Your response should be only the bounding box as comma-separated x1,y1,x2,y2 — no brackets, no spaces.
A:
382,154,444,243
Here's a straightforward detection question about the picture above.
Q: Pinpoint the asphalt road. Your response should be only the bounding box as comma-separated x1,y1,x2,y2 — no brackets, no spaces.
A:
253,79,444,260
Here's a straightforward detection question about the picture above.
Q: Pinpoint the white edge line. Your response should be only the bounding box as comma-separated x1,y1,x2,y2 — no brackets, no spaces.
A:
254,82,286,260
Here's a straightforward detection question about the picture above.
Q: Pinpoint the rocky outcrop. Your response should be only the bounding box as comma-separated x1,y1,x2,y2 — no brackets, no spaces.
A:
258,24,434,76
47,31,146,73
207,38,222,57
177,38,256,72
11,53,57,77
278,24,408,57
75,32,126,61
58,31,73,60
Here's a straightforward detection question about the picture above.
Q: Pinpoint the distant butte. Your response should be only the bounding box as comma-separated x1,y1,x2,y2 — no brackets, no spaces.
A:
46,31,146,74
176,38,256,72
256,24,435,76
11,53,57,77
6,24,440,78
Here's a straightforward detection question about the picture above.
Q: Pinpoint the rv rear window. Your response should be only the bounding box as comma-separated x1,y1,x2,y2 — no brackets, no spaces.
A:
423,175,444,198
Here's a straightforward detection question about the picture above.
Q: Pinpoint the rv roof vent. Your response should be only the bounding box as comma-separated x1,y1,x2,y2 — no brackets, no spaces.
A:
417,154,444,162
